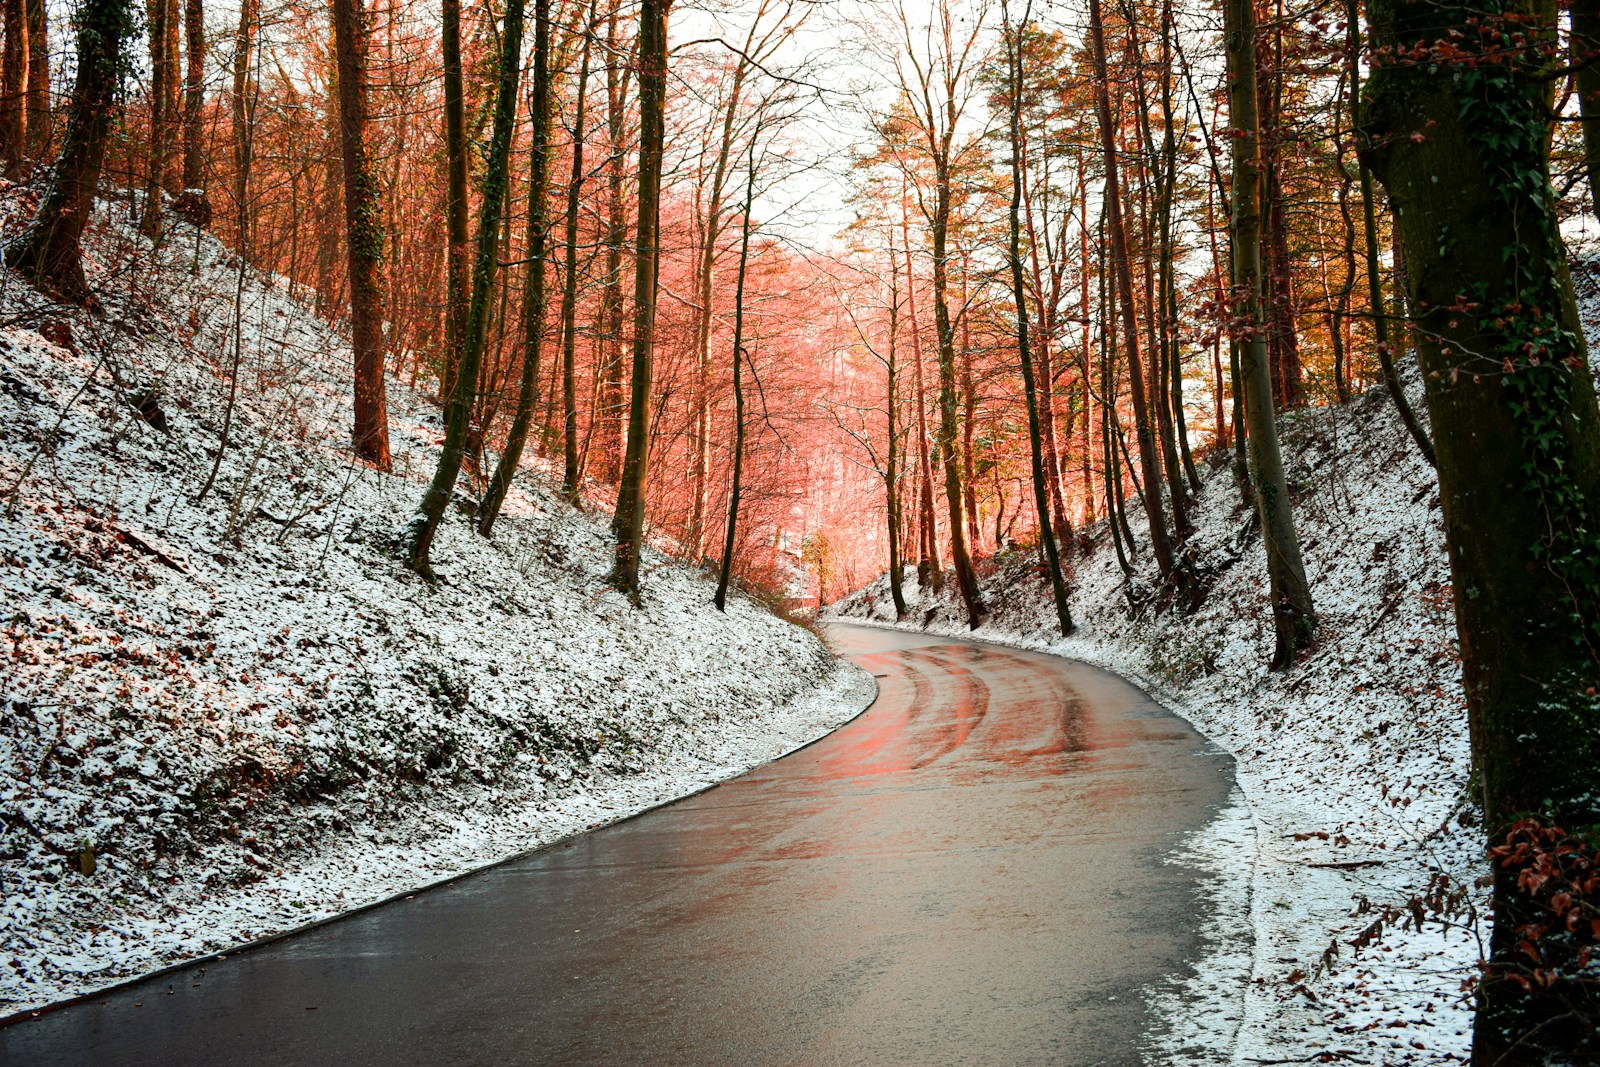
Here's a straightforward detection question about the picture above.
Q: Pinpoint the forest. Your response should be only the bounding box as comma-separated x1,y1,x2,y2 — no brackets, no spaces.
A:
0,0,1598,1058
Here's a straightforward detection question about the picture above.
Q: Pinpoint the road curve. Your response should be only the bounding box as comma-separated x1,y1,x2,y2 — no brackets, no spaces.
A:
1,623,1234,1067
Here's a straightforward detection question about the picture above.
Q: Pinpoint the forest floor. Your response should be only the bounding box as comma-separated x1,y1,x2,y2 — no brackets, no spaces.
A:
0,194,874,1017
830,374,1512,1062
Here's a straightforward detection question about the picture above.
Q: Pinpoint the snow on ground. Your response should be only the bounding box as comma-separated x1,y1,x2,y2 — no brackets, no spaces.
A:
830,369,1489,1062
0,192,873,1016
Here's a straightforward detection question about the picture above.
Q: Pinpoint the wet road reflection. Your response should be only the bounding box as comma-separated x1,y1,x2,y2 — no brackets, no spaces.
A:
0,623,1234,1067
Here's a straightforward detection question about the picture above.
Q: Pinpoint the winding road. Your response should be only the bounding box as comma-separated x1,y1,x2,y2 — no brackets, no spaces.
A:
1,623,1234,1066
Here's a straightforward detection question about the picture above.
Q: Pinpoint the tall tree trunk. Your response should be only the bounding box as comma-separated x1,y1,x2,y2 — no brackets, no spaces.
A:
1365,0,1600,1058
596,1,631,483
1264,164,1302,408
1079,172,1097,525
688,60,751,562
408,0,526,572
1,0,26,176
179,0,207,215
23,0,44,159
1159,0,1201,496
1088,0,1175,581
1005,1,1072,635
1345,0,1435,465
557,11,594,505
440,0,469,398
478,0,554,534
608,0,668,597
1258,3,1302,410
331,0,391,470
1575,0,1600,217
231,0,257,229
140,0,175,237
5,0,130,300
714,138,759,612
902,190,942,591
1226,0,1315,667
1131,8,1192,537
959,267,984,556
884,221,909,619
161,0,179,189
931,167,981,626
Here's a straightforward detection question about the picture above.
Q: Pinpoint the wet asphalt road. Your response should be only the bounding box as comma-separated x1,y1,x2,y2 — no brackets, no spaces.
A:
1,623,1233,1066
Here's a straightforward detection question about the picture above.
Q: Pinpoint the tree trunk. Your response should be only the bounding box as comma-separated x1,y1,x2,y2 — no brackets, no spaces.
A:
608,0,668,598
140,0,176,237
1364,0,1600,1056
595,1,631,483
688,57,751,562
23,0,45,159
1,0,26,176
1345,0,1434,466
231,0,257,227
407,0,526,573
715,138,759,612
5,0,130,301
179,0,206,215
1575,0,1600,217
558,12,593,505
930,159,982,627
1088,0,1175,582
1005,2,1072,635
885,222,909,619
902,190,942,591
478,0,555,534
440,0,469,399
331,0,391,470
1226,0,1315,668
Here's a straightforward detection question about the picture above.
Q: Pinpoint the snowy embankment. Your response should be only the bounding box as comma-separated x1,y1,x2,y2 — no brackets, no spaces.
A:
0,198,874,1017
830,375,1486,1063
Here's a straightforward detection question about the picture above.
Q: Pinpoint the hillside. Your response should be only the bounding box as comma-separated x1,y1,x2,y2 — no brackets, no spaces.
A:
0,196,873,1016
830,366,1483,1064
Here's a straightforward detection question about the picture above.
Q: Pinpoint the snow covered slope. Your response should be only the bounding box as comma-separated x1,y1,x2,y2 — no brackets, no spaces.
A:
0,197,873,1016
830,372,1482,1064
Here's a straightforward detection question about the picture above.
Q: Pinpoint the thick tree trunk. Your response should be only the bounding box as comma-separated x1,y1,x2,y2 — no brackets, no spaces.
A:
1365,0,1600,1057
1,0,26,175
608,0,669,597
408,0,526,573
331,0,390,470
5,0,130,300
478,0,555,534
1226,0,1315,668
